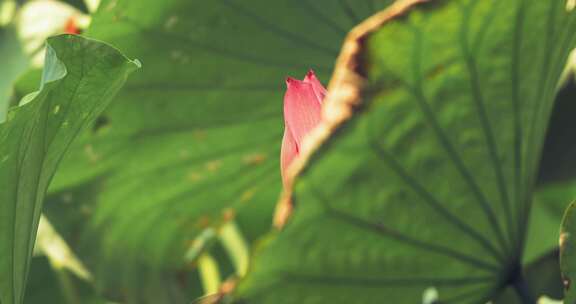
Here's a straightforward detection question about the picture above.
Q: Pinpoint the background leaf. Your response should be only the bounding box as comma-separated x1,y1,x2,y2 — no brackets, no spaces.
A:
0,25,27,122
40,0,402,301
0,34,138,304
235,1,576,303
522,75,576,298
25,256,108,304
538,80,576,186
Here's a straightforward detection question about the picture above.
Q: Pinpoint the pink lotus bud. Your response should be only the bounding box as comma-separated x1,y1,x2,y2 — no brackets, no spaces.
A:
280,70,326,186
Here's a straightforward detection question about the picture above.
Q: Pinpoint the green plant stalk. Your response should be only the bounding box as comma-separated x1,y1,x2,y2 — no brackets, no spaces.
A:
55,269,79,304
197,253,221,295
219,221,249,276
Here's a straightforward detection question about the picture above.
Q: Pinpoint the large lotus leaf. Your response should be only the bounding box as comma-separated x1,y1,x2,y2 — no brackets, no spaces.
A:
0,35,138,304
234,0,576,303
41,0,400,299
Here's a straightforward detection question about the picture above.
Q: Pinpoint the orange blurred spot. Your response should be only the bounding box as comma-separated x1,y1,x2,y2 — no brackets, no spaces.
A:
64,17,80,34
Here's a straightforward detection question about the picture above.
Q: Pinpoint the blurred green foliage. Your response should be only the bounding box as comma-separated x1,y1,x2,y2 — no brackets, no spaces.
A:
0,0,576,303
40,0,397,302
0,25,27,121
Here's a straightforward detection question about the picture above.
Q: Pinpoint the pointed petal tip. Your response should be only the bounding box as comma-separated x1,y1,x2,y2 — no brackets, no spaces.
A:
301,69,327,103
304,70,317,82
286,77,297,87
286,76,310,89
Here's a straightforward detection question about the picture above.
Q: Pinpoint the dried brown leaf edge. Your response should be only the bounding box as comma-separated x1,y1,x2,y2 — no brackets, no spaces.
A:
273,0,431,228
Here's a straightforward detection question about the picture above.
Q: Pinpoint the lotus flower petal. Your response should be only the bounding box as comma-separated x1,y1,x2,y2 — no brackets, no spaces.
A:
283,77,323,146
280,126,298,185
303,70,327,102
280,70,326,185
